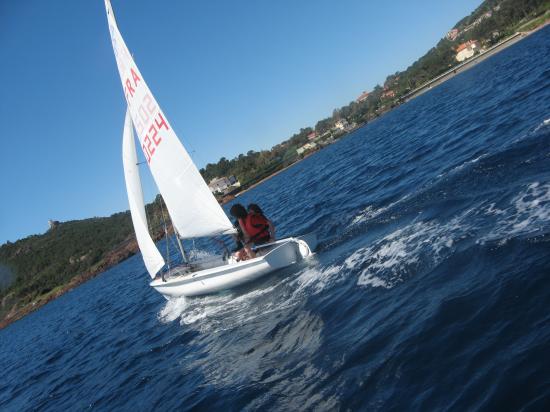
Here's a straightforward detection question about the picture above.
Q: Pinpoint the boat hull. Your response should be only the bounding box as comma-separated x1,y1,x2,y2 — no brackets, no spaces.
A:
150,236,315,298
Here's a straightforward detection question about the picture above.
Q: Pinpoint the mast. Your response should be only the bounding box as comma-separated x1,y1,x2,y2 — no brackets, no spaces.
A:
174,230,189,263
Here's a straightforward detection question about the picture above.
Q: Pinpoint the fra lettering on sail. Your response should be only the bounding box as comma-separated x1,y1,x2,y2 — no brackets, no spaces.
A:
124,67,169,164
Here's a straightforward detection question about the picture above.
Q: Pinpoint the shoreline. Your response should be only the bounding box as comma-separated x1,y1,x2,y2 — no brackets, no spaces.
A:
223,152,317,202
225,22,550,203
402,21,549,102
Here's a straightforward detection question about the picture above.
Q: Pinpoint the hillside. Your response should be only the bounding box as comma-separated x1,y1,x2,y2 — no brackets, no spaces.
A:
0,196,169,327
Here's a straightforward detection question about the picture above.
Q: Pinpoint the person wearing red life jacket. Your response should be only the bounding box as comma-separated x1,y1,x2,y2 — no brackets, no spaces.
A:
229,203,276,260
246,204,275,244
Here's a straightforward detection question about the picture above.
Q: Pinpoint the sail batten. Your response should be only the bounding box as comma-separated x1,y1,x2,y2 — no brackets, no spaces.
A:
105,0,236,239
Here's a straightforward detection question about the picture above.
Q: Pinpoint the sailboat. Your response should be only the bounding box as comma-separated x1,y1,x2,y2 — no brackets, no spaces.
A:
105,0,317,298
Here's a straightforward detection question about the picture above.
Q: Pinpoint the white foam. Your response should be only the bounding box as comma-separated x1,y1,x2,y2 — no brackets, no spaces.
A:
350,209,370,226
480,182,550,243
349,194,411,227
438,154,487,178
511,182,550,229
357,273,390,288
533,117,550,132
350,205,388,226
349,217,466,289
157,278,307,333
158,297,189,323
485,203,506,216
348,182,550,287
291,264,343,296
181,294,245,326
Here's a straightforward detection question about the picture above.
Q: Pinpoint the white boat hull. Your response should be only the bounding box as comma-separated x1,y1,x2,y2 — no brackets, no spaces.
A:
150,236,316,298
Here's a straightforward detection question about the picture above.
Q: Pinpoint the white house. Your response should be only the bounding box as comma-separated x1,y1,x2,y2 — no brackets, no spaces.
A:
455,40,480,62
208,176,240,193
296,142,318,155
334,118,349,131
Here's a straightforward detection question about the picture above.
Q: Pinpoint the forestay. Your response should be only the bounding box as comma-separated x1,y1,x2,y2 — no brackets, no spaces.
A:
105,0,235,238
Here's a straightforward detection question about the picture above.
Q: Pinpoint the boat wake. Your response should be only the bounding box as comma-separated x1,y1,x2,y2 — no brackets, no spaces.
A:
291,264,343,296
157,296,189,323
158,175,550,325
157,281,297,332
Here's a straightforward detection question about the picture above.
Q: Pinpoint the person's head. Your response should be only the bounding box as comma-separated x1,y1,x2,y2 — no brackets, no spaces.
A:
230,203,247,219
247,203,264,215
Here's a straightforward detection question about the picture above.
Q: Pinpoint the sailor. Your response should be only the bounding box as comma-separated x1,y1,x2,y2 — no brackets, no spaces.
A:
229,203,276,260
246,203,275,244
229,203,248,261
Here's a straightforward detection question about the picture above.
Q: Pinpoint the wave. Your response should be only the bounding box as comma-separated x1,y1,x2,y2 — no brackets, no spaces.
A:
336,181,550,290
533,116,550,133
349,194,411,227
291,264,344,296
158,277,301,332
479,182,550,244
437,154,487,178
158,296,189,323
350,218,460,289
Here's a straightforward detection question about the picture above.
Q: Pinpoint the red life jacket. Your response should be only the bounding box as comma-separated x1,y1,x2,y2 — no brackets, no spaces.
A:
242,213,270,243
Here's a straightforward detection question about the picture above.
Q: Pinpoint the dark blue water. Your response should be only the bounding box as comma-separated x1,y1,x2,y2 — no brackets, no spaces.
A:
2,27,550,411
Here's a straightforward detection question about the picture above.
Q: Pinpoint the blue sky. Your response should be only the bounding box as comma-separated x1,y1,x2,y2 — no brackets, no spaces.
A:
0,0,482,244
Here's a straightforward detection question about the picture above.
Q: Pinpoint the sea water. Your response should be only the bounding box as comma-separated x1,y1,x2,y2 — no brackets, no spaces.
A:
1,26,549,411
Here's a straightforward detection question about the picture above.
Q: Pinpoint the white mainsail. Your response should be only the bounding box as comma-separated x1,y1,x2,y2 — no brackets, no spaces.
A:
122,110,165,278
105,0,235,239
